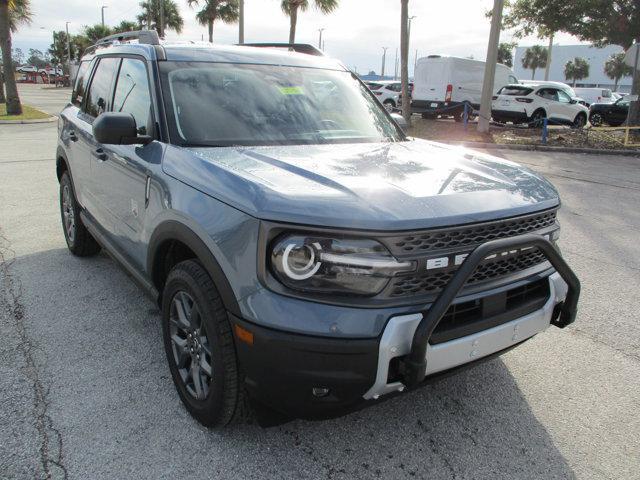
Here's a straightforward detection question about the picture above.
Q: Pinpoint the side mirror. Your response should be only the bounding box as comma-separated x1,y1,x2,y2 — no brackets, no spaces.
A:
569,99,577,104
93,112,152,145
391,112,408,133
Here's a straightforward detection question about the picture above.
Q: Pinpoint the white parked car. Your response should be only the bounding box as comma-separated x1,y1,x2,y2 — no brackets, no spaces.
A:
492,83,589,128
17,65,39,73
520,80,588,107
365,80,403,112
573,87,614,107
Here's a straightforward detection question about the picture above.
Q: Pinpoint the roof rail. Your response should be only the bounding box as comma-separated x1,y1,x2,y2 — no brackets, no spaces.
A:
95,30,160,47
240,43,325,56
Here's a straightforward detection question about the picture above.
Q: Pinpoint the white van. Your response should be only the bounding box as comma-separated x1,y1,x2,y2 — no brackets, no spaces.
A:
573,87,614,107
411,55,518,120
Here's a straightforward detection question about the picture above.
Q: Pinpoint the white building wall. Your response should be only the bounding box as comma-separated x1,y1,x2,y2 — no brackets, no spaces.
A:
513,44,633,93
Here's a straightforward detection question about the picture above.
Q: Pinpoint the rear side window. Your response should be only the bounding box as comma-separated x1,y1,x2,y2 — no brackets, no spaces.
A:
84,57,120,119
112,58,152,135
602,90,612,98
71,61,92,107
498,86,533,96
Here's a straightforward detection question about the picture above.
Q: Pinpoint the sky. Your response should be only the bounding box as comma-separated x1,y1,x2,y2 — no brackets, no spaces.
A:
13,0,585,75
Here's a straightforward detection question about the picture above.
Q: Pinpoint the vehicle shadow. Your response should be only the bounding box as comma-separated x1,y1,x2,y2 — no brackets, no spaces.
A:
11,247,575,480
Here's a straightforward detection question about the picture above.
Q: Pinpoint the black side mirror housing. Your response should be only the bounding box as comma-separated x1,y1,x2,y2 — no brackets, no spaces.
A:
93,112,152,145
569,99,577,104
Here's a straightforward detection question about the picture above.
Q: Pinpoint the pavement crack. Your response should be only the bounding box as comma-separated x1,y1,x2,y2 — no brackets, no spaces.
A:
0,230,69,480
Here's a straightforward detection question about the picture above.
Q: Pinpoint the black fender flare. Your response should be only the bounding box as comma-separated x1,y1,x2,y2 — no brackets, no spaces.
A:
56,146,70,181
147,220,241,317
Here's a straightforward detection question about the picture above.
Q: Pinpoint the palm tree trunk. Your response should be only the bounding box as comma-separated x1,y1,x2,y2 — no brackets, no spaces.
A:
614,77,619,91
531,69,535,80
400,0,411,125
0,72,6,103
0,0,21,115
208,18,213,42
288,5,298,44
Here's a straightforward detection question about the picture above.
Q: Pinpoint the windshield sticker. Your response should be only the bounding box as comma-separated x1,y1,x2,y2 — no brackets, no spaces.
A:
279,86,305,95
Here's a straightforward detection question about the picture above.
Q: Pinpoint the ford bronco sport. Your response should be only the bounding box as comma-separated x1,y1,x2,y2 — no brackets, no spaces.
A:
56,31,580,428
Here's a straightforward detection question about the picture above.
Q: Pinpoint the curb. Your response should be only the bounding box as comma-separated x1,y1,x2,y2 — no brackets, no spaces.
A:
0,115,57,125
444,141,640,157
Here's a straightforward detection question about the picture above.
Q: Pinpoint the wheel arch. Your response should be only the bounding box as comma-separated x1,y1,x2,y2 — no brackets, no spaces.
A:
56,146,70,182
147,220,241,317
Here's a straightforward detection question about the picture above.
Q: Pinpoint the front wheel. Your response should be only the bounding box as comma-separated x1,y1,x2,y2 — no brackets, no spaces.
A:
573,113,587,129
589,113,604,127
383,100,395,112
59,171,101,256
162,260,245,428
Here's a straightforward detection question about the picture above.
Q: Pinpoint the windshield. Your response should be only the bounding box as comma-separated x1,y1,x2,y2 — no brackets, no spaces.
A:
159,62,404,147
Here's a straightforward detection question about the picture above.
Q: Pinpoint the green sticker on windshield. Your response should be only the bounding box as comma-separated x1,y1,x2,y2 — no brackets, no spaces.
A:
279,86,304,95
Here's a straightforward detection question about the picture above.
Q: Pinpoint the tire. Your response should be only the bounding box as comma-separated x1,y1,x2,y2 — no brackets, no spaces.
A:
59,171,101,257
529,109,546,128
573,113,587,129
162,259,246,428
589,112,604,127
383,100,395,112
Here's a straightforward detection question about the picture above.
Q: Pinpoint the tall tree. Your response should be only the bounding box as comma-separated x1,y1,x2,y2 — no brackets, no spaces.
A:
280,0,338,45
497,42,516,67
48,31,76,67
400,0,410,125
82,24,112,43
499,0,569,80
604,52,633,91
521,45,547,80
137,0,184,36
564,57,589,87
113,20,141,33
188,0,239,43
0,0,32,112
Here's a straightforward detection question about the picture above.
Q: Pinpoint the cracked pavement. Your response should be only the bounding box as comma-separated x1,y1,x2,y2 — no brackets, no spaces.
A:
0,84,639,479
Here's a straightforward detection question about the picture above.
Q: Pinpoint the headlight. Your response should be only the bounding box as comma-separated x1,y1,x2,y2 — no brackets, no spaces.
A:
270,235,415,296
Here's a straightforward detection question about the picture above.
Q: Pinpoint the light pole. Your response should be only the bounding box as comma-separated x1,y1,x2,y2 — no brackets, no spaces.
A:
381,47,388,78
318,28,325,50
238,0,245,44
394,48,398,79
408,15,416,39
101,6,108,27
65,22,71,74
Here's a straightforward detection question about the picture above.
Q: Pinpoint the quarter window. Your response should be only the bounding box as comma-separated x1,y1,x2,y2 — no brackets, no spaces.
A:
557,90,571,103
71,60,92,107
112,58,152,135
84,57,120,119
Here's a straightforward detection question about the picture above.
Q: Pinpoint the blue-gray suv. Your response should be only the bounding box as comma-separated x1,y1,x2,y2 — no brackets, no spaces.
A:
56,31,580,428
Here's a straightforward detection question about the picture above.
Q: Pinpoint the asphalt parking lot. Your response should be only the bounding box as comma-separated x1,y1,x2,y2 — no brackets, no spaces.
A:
1,84,639,480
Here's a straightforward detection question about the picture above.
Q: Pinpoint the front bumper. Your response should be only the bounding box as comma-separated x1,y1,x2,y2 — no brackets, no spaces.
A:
232,271,571,421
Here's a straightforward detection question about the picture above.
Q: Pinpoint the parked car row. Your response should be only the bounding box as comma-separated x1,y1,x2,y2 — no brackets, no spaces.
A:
365,80,413,112
16,65,64,76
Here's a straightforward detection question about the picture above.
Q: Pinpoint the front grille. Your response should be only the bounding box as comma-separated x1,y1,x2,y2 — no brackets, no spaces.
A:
384,209,557,256
388,248,548,297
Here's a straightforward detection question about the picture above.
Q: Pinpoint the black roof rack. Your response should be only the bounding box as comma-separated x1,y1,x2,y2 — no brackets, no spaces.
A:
240,43,324,56
95,30,160,47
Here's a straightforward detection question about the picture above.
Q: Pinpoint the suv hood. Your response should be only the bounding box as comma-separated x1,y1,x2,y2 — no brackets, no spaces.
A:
163,139,559,230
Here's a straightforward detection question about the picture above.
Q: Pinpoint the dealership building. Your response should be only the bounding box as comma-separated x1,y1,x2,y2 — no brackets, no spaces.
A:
513,44,633,93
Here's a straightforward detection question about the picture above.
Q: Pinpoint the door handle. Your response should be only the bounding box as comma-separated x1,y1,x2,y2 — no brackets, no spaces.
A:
69,130,78,142
92,148,107,161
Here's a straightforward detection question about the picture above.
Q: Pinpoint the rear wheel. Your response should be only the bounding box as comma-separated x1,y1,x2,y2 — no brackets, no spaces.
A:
59,171,101,257
162,260,246,428
529,109,546,128
383,99,395,112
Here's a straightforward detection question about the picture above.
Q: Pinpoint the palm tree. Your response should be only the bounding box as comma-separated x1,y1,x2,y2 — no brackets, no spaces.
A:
113,20,141,33
604,53,633,91
564,57,589,87
497,42,516,67
82,24,112,43
280,0,338,45
188,0,239,43
0,0,32,114
521,45,547,80
137,0,184,36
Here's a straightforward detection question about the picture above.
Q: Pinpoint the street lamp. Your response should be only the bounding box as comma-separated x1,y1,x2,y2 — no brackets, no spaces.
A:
381,47,389,78
318,28,325,50
101,5,108,27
